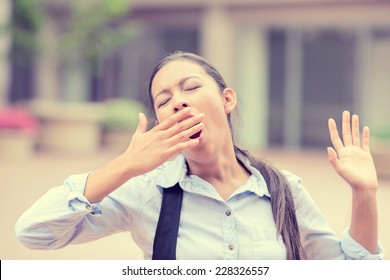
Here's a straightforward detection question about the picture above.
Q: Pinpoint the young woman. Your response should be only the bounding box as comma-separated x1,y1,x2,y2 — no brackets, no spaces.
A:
16,52,382,260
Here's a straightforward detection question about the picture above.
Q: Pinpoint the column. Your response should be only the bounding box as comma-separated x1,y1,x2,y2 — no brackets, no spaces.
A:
235,27,269,150
367,31,390,131
34,15,60,102
200,5,235,87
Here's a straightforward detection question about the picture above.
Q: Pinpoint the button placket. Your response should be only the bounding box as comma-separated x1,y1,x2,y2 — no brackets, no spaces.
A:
221,204,237,259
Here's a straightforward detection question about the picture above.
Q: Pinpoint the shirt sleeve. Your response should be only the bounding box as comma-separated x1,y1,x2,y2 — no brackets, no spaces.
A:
15,172,138,250
282,170,383,260
341,229,384,260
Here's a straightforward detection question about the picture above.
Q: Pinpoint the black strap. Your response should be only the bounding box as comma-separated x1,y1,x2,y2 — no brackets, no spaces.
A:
152,183,183,260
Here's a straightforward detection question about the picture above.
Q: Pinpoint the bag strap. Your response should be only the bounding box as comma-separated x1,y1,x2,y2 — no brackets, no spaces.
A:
152,182,183,260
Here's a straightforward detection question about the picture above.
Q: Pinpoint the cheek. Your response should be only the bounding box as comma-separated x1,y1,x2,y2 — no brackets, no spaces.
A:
155,110,170,125
204,96,226,117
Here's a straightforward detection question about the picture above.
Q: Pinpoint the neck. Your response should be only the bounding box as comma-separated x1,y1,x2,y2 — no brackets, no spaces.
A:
186,147,239,179
185,143,250,200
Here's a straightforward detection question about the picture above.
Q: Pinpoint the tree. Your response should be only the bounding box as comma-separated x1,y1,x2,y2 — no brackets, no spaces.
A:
6,0,136,102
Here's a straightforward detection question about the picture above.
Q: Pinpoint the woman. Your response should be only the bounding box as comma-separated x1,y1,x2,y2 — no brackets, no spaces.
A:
16,52,382,260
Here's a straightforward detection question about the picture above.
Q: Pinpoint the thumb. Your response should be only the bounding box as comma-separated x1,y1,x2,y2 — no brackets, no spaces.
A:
327,147,340,171
135,113,148,134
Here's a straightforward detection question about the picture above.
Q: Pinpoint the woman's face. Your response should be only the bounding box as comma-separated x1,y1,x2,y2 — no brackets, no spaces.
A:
150,60,234,160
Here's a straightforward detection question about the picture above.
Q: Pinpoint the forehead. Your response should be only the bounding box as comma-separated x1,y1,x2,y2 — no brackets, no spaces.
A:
151,60,210,95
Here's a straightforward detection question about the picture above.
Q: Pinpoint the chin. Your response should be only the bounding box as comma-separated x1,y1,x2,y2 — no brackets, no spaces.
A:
184,143,217,162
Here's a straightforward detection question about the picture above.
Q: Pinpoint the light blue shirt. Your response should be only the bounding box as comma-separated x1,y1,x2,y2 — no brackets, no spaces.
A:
15,153,383,260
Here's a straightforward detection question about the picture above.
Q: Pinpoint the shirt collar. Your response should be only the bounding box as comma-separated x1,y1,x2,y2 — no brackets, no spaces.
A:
157,153,270,198
235,152,271,198
157,153,188,188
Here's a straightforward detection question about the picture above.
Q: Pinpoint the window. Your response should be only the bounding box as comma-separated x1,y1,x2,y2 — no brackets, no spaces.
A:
268,28,356,148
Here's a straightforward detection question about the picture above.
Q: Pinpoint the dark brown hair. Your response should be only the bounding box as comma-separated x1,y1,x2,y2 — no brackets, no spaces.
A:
148,51,306,259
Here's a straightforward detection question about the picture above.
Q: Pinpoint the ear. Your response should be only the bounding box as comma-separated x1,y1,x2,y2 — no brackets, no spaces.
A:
222,88,237,114
155,119,159,126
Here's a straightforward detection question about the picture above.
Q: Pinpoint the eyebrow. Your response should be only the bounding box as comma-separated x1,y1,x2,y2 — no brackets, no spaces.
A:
154,75,201,101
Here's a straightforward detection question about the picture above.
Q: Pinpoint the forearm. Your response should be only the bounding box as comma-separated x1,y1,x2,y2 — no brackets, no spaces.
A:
16,173,133,249
84,155,139,203
16,181,92,249
349,189,378,254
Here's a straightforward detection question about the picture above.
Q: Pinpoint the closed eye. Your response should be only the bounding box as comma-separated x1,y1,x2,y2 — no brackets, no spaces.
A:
157,98,170,108
185,85,201,91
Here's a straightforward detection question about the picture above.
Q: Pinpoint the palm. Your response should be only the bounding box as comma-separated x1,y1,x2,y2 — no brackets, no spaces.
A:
328,111,378,191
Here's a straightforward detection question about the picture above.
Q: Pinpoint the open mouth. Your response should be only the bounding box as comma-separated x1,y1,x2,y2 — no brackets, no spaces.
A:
190,130,202,139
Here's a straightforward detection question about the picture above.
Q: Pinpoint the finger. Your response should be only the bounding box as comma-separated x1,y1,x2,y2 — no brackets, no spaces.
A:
327,147,341,172
165,113,205,138
328,118,344,152
342,110,353,146
167,138,200,155
168,122,204,144
157,107,191,130
134,113,148,134
351,114,361,146
362,126,370,152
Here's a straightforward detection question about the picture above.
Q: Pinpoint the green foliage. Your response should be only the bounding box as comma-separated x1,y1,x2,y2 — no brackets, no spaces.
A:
2,0,42,64
5,0,136,63
61,0,136,61
102,0,131,17
102,99,145,132
13,0,42,29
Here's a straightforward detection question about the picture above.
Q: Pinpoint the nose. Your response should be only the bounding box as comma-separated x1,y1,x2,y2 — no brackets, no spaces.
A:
174,102,189,112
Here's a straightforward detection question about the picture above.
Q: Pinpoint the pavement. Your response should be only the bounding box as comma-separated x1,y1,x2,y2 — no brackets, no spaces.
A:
1,148,389,260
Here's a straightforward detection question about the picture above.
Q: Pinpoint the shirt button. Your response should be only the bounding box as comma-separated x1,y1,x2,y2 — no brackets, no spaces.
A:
225,210,232,216
228,244,235,251
86,204,94,214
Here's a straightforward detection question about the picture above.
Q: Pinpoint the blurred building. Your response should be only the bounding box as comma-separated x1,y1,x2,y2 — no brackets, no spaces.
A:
2,0,390,150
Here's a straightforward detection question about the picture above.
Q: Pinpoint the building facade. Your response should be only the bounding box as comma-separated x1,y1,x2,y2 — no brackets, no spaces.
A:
3,0,390,149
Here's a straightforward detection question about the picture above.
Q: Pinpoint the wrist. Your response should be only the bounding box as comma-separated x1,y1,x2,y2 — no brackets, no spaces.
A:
350,181,378,193
351,187,377,199
113,154,139,180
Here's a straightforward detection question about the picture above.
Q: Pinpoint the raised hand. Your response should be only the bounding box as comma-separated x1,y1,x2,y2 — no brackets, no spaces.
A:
123,107,204,177
327,111,378,191
85,107,204,203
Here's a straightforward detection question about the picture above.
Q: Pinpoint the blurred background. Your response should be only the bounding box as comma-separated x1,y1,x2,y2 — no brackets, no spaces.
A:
0,0,389,259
